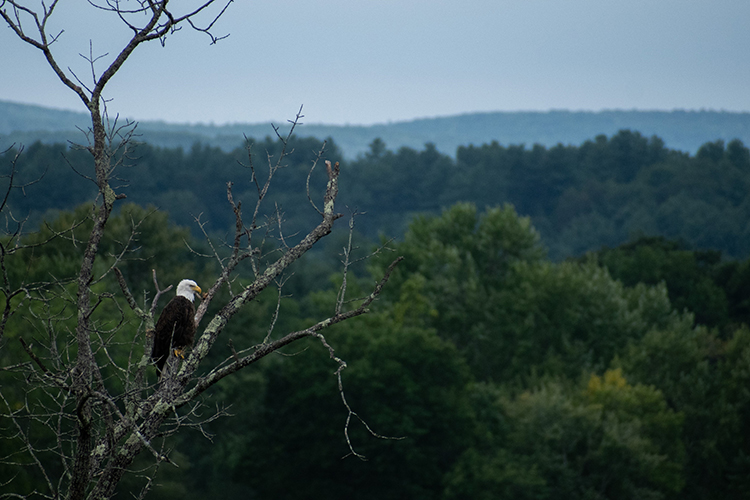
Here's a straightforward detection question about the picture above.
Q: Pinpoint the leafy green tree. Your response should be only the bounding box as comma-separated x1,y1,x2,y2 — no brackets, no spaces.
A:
726,138,750,170
589,237,729,328
579,130,669,183
222,311,474,500
620,324,750,500
716,258,750,327
590,235,750,332
374,203,681,382
372,202,543,376
489,259,678,381
445,370,684,500
343,140,455,237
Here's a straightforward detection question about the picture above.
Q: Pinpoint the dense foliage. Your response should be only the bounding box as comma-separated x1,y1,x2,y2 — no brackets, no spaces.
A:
3,130,749,260
3,198,750,499
3,130,750,499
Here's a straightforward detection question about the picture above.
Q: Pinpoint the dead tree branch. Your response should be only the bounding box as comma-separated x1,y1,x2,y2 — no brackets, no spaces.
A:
0,2,404,498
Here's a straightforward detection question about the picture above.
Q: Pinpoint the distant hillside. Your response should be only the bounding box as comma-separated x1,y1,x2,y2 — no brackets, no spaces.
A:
2,100,749,158
4,129,750,261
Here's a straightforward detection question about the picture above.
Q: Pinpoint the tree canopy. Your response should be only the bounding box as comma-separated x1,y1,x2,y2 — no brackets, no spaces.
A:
5,131,749,261
4,191,750,499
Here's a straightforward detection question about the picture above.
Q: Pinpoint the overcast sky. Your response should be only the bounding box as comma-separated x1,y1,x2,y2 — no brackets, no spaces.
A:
2,0,749,125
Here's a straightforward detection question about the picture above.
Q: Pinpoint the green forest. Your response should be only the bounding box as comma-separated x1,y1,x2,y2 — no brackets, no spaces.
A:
2,130,750,499
4,129,750,259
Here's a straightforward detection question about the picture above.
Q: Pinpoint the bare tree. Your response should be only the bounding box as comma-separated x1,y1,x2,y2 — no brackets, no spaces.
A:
0,2,400,499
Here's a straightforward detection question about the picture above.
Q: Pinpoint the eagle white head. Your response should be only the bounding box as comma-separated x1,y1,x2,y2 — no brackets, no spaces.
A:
176,279,202,302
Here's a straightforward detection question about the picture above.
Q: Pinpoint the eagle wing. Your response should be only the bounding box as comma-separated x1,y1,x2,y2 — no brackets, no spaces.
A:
152,296,196,376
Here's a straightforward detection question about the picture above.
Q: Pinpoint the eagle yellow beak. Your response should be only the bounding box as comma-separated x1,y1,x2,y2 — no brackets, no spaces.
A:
192,285,202,295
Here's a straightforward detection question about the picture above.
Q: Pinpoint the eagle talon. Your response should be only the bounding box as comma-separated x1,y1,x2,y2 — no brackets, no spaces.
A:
173,348,184,359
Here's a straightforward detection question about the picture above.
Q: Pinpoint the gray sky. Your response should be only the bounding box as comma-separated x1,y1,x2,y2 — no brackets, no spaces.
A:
2,0,749,125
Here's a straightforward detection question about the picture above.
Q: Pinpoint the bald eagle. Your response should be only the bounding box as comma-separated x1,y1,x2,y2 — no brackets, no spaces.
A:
152,279,202,377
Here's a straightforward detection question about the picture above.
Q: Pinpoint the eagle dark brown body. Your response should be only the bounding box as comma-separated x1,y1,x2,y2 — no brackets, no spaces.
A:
152,279,201,377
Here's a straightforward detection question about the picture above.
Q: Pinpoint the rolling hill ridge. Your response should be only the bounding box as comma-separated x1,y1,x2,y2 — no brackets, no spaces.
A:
2,100,749,158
